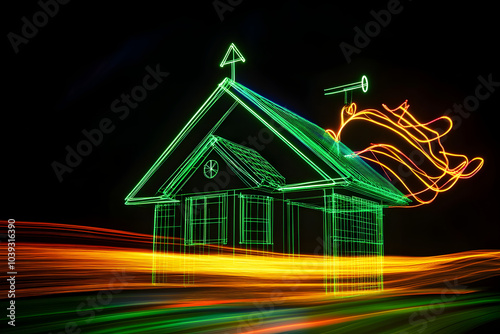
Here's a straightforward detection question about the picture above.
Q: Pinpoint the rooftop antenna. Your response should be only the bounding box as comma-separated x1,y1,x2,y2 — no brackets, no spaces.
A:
220,43,246,81
324,75,369,105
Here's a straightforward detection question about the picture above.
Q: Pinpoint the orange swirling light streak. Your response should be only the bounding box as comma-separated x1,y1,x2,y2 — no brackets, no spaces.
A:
325,102,484,206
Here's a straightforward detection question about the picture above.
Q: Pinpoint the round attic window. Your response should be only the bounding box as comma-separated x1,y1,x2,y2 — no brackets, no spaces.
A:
203,160,219,179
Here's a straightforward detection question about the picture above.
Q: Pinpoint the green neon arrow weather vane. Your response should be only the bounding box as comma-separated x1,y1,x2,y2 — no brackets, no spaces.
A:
220,43,246,81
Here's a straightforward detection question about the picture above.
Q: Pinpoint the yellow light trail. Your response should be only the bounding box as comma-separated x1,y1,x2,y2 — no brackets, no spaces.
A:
6,242,500,298
4,221,498,303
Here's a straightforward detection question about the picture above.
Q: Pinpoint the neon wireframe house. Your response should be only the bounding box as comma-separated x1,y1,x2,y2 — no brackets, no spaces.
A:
125,44,410,294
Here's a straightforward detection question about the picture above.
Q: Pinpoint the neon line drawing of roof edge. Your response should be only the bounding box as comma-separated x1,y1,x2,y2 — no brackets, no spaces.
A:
218,83,334,183
159,135,218,199
156,101,241,197
160,135,286,198
125,77,409,206
124,80,232,205
224,78,409,205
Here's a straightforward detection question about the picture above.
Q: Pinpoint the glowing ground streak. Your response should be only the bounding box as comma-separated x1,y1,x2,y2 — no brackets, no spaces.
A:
5,220,500,304
326,102,484,206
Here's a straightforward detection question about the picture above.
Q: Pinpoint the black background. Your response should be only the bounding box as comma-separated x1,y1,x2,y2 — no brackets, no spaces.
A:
3,0,499,256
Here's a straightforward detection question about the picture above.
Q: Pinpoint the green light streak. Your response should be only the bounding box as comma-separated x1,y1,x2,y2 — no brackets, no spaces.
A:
16,290,500,334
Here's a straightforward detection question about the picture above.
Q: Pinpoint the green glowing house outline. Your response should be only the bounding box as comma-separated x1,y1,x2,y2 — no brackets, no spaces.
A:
125,44,410,294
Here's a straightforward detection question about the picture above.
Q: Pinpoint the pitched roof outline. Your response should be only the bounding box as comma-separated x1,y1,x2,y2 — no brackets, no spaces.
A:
159,135,285,198
125,77,410,206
